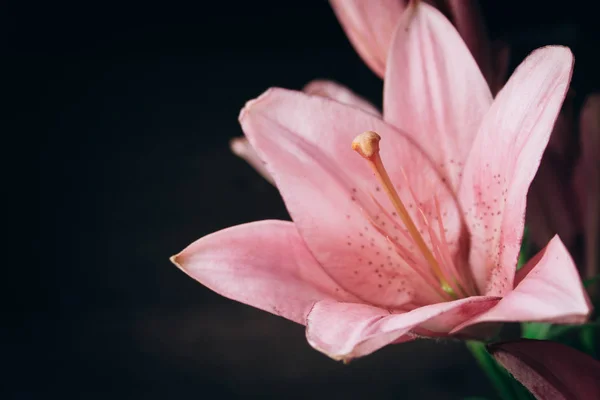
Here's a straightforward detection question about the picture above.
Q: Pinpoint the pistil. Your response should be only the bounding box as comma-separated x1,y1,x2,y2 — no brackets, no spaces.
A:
352,131,456,297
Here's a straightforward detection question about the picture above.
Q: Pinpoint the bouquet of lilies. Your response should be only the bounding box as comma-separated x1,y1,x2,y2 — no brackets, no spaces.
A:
171,1,599,398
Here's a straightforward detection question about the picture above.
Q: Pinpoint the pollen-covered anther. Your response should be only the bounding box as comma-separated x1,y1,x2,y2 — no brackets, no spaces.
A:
351,131,381,159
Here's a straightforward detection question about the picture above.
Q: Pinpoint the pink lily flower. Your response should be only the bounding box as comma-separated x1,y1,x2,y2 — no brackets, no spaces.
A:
330,0,509,93
172,4,590,361
489,339,600,400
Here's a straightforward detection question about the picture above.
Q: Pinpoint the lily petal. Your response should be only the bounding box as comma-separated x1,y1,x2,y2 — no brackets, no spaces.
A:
230,80,379,185
239,88,465,308
489,340,600,400
383,2,493,190
453,236,590,332
306,296,498,361
458,46,574,296
329,0,406,78
171,220,357,325
303,79,381,117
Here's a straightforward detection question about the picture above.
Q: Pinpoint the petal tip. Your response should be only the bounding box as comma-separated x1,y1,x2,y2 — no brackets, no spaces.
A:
531,45,574,66
229,136,248,156
302,79,328,95
169,253,185,270
238,87,282,123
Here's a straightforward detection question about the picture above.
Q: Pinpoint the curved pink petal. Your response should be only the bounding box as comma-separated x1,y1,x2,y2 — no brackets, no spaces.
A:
303,79,381,117
230,137,275,185
329,0,406,78
383,2,493,191
230,81,380,185
306,296,498,361
239,88,466,308
453,236,590,333
170,220,357,325
573,94,600,280
489,340,600,400
458,46,574,296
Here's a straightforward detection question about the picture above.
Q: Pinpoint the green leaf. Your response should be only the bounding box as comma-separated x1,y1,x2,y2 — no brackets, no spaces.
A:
521,322,552,339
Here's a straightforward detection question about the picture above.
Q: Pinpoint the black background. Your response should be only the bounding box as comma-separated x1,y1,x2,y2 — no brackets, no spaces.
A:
9,0,599,398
